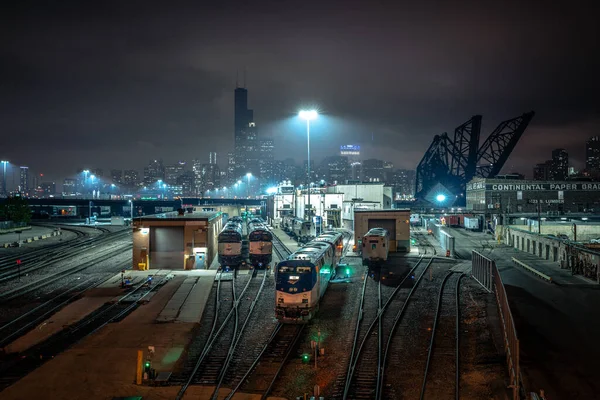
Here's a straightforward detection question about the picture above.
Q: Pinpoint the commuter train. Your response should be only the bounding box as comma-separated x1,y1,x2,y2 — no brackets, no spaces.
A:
248,221,273,269
217,222,244,267
275,231,344,323
362,228,390,267
282,215,316,243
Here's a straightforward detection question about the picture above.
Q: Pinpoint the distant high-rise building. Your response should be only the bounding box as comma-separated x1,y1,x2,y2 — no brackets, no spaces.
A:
192,159,203,196
533,161,552,180
111,169,123,184
90,168,104,178
586,136,600,177
0,162,8,196
40,182,56,197
318,156,349,184
227,152,236,185
165,162,185,185
383,162,394,184
234,86,261,178
550,149,568,180
393,169,416,197
19,166,29,193
362,159,385,182
302,160,315,184
178,170,196,196
123,170,139,187
63,179,76,196
200,164,220,194
209,152,217,165
259,139,275,184
143,159,164,186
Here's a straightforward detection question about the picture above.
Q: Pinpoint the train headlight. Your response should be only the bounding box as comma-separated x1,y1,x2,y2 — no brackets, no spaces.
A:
278,297,284,303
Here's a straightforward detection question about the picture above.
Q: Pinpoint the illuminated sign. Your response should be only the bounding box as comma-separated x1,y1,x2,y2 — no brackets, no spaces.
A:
466,182,600,191
340,145,360,155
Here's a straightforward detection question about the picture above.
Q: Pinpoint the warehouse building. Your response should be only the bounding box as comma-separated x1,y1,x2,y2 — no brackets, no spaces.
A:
133,209,224,270
354,209,411,252
466,178,600,214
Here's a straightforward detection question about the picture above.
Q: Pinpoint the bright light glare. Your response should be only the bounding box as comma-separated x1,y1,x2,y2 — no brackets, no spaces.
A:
298,110,318,121
435,194,446,202
266,187,277,195
246,172,252,178
237,180,242,184
90,174,96,179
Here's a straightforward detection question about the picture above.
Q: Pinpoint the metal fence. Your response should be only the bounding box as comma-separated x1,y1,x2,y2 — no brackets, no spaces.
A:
472,251,493,292
471,251,520,400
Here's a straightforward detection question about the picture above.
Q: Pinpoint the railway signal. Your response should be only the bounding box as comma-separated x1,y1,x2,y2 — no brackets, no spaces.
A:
302,353,310,363
16,259,21,281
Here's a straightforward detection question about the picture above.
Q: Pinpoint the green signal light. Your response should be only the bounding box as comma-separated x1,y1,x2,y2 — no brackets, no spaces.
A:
345,269,350,275
302,353,310,363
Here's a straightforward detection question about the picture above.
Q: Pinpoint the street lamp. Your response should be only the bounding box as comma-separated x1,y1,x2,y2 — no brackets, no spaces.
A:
298,109,318,219
246,172,252,198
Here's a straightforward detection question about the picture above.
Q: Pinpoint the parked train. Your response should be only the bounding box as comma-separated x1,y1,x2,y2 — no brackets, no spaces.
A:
282,215,315,243
361,228,390,267
217,221,243,267
248,221,273,268
275,231,344,323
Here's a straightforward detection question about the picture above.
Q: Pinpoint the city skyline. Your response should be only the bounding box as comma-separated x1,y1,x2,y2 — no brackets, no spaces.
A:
2,1,599,182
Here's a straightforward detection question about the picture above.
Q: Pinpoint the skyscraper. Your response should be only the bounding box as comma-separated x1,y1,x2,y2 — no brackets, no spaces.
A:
550,149,568,180
111,169,123,184
533,161,551,180
362,159,385,182
123,170,139,187
143,159,165,186
165,161,185,185
234,86,259,178
586,136,600,176
259,139,275,183
209,152,217,165
19,166,29,194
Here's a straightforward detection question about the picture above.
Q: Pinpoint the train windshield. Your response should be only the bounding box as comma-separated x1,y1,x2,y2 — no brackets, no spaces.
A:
250,232,272,241
278,265,312,273
219,232,241,242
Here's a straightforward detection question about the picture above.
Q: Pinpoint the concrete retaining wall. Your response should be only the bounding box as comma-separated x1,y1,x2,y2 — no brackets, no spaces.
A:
2,230,61,248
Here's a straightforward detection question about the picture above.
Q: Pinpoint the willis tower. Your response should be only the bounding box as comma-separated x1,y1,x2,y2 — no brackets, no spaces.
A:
233,83,258,180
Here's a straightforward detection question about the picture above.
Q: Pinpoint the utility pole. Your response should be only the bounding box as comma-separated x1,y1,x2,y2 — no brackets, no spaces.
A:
538,200,541,235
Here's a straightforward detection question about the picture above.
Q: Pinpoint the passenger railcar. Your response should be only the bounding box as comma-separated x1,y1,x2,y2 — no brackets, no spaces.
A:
362,228,389,266
312,231,344,264
218,222,243,267
248,223,273,268
275,233,342,323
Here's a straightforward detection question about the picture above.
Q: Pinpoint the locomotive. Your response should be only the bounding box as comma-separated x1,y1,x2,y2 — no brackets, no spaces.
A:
275,231,344,323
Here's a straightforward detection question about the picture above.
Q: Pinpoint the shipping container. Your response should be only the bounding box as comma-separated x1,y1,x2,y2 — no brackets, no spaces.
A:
464,216,480,231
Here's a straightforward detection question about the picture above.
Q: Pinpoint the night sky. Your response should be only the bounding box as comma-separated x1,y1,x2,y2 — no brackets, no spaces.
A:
2,0,599,182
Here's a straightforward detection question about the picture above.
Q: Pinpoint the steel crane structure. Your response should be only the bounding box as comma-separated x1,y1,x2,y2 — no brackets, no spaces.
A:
415,111,535,205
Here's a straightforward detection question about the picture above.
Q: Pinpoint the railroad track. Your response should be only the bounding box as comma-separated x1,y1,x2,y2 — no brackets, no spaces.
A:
271,231,292,261
420,271,464,400
342,256,434,400
0,229,131,279
0,273,167,391
412,230,437,256
0,225,91,266
175,270,268,399
224,323,304,400
0,242,132,302
0,261,130,348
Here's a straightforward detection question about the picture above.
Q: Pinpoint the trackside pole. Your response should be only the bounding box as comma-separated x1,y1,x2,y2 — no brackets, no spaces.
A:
136,350,143,385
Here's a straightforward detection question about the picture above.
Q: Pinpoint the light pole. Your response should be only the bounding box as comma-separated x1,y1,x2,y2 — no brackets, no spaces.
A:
298,110,318,220
246,173,252,198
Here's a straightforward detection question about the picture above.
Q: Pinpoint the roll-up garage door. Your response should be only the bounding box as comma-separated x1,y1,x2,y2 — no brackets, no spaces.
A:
368,219,396,238
150,227,184,269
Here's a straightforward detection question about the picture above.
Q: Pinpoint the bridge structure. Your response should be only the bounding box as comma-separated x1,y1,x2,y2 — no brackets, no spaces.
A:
415,111,535,206
0,197,266,220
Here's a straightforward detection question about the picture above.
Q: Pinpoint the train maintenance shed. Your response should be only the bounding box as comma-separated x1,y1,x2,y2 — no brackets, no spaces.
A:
354,209,411,252
132,210,224,270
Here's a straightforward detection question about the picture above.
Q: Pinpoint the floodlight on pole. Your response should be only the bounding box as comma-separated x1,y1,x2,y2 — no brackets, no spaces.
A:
436,194,446,202
298,109,318,220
